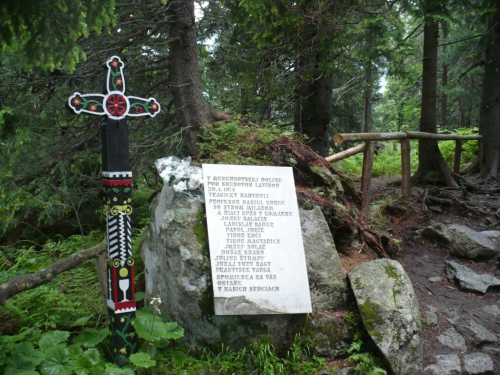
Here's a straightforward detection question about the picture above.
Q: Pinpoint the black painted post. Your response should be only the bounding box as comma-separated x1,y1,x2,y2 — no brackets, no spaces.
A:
67,56,160,365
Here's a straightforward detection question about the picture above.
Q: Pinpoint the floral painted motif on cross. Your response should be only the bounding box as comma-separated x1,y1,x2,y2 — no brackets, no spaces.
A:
68,56,160,119
67,56,161,366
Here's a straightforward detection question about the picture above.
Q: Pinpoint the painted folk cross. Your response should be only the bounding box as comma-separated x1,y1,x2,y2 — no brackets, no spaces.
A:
67,56,160,365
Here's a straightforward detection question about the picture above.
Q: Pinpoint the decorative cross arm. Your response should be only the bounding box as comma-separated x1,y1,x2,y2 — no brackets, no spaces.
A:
68,56,160,119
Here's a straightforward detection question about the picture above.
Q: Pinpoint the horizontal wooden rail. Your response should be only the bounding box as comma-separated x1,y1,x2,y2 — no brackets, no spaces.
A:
333,132,407,144
404,131,482,141
333,131,482,144
326,143,365,163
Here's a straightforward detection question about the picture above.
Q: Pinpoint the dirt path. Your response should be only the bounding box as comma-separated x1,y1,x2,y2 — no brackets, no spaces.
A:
363,177,500,374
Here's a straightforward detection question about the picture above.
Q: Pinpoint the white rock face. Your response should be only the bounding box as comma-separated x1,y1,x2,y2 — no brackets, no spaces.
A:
155,156,203,193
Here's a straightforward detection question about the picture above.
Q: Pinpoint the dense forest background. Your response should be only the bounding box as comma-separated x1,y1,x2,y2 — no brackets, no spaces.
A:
0,0,499,245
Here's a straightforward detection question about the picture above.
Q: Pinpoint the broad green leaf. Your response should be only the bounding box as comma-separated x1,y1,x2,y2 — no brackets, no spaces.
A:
12,342,44,366
39,345,73,375
133,311,166,342
104,363,135,375
74,356,93,375
4,360,36,375
134,292,145,301
164,322,184,340
129,352,156,368
72,315,92,327
39,331,70,351
83,348,100,365
73,328,109,347
68,345,84,359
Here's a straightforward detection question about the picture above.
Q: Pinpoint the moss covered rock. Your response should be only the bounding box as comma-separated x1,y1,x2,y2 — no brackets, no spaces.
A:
349,259,423,375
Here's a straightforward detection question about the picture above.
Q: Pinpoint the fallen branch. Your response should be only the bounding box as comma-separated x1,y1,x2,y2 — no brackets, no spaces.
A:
0,241,106,305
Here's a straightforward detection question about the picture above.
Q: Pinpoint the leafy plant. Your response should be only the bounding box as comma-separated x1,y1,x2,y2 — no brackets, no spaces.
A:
347,332,387,375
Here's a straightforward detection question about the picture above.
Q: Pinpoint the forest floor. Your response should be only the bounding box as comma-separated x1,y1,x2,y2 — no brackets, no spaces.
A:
352,176,500,374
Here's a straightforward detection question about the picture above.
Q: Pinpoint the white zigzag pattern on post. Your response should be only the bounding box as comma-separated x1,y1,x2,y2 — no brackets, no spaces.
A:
117,212,132,262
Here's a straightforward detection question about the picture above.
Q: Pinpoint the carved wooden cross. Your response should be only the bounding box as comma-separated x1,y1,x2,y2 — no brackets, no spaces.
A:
68,56,160,366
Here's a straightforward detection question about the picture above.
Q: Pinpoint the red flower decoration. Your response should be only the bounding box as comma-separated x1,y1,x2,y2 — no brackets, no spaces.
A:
109,58,122,69
115,77,123,86
106,94,128,117
90,104,98,111
135,106,144,114
149,101,159,112
72,96,82,106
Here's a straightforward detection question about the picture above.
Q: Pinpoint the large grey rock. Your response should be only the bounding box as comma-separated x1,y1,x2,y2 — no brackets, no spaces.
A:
349,259,423,375
457,319,498,347
416,222,454,243
300,206,345,310
448,224,497,259
417,223,497,259
141,183,350,357
437,328,467,352
463,353,494,375
425,354,461,375
446,261,500,294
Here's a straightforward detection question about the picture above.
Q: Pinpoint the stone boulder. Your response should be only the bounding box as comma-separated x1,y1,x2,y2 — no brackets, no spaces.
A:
417,223,497,259
445,261,500,294
349,259,423,375
448,224,497,259
141,169,350,357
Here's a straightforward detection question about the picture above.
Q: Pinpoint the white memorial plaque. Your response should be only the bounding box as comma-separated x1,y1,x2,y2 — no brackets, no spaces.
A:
203,164,312,315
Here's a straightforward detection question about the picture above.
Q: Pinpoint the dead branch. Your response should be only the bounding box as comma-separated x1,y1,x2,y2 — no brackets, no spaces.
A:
359,226,390,258
0,241,106,305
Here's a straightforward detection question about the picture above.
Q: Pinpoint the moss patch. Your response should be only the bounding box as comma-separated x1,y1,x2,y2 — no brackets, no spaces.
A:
193,207,208,252
384,264,404,309
360,301,383,333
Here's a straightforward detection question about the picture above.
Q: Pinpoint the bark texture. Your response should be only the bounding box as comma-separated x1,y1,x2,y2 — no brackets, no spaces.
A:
169,0,217,154
478,1,500,179
412,3,457,187
0,242,106,305
295,73,333,156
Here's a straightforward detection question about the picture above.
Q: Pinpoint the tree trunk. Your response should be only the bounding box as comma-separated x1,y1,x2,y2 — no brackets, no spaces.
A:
169,0,213,154
364,62,373,133
412,1,457,187
441,27,448,130
478,1,500,179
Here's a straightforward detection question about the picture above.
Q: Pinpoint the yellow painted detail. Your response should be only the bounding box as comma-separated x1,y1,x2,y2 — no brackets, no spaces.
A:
119,268,129,277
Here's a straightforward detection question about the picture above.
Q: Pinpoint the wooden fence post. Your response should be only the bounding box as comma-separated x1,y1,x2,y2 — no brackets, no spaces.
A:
361,141,374,220
401,139,411,197
478,139,484,171
453,140,462,174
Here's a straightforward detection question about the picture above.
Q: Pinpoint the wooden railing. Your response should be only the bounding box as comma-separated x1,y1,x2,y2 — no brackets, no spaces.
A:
330,131,482,219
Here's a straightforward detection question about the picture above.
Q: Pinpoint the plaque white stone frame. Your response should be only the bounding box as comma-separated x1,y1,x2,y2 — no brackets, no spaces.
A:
203,164,312,315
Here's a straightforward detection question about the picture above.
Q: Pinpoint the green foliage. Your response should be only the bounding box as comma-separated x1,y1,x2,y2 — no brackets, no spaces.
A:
438,128,479,166
347,332,387,375
339,141,419,177
0,0,115,71
198,120,277,165
1,232,105,330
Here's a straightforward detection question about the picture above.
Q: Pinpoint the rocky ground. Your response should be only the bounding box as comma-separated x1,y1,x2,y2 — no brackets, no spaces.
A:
363,178,500,375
